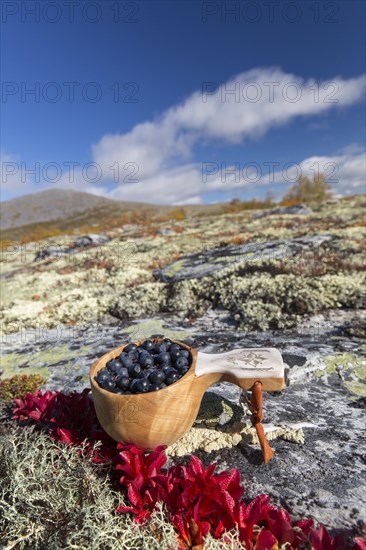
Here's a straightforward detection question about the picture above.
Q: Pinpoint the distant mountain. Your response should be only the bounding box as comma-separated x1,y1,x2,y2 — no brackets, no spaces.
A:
0,188,151,230
0,188,234,242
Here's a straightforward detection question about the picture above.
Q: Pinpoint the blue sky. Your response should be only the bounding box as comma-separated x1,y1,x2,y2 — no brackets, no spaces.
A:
1,0,365,203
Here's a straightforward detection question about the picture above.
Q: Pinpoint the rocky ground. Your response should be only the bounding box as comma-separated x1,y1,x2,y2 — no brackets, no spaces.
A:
1,196,365,534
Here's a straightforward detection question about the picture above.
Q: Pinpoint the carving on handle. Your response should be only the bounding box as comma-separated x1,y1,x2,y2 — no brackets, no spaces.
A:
225,350,274,371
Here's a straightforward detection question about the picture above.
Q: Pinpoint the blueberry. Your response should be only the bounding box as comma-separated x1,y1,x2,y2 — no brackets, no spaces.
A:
140,355,154,368
150,384,161,391
137,379,150,393
128,349,139,362
119,351,128,360
160,364,171,372
129,379,140,393
116,376,130,389
140,367,155,379
165,371,179,385
96,369,109,384
115,366,129,379
101,379,116,392
178,366,189,376
170,349,181,362
170,343,180,353
142,339,154,351
106,359,122,373
128,363,142,378
164,367,178,377
154,343,168,354
179,349,190,358
148,370,165,385
163,338,172,349
124,343,137,353
121,355,134,368
176,357,188,369
157,351,171,365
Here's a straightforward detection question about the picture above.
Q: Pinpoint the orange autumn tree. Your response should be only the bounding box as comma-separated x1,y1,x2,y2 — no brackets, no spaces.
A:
282,173,332,205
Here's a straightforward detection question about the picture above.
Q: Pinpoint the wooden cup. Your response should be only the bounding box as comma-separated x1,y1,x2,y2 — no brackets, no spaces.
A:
89,339,285,450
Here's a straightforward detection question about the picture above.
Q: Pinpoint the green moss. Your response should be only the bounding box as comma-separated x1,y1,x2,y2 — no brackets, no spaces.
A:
163,258,187,277
123,318,190,341
0,344,91,379
344,380,366,396
194,392,242,429
324,353,365,374
354,366,366,380
26,344,71,368
0,353,23,376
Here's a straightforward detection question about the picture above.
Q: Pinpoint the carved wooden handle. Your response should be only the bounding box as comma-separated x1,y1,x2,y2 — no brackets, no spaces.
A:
195,347,285,392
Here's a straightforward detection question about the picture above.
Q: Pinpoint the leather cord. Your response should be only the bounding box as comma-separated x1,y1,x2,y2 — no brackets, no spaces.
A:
247,381,274,464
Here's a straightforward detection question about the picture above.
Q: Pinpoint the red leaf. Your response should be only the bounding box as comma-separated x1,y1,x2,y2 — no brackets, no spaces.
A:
247,494,270,529
265,508,294,545
116,505,139,514
296,518,314,535
255,528,278,550
188,455,205,476
353,537,366,550
57,428,77,445
309,524,335,550
127,483,142,508
214,520,225,539
171,514,191,546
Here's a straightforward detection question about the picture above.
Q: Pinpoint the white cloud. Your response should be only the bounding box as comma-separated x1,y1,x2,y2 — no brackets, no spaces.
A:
169,68,365,141
336,143,365,156
89,67,365,202
0,152,35,195
109,164,203,203
107,151,366,203
92,67,365,186
3,68,365,203
264,152,366,195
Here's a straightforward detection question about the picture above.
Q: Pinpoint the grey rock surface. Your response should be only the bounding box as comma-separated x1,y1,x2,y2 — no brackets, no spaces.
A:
154,234,335,282
254,203,313,218
34,233,111,261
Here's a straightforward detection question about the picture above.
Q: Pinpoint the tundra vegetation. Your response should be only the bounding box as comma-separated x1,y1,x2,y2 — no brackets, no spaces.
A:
0,192,365,549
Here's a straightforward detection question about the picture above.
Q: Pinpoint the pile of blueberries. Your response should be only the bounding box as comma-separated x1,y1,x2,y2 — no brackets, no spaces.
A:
95,338,192,394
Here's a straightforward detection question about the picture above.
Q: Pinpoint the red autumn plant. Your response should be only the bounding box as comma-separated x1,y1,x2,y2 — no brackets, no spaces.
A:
11,390,366,550
113,445,365,550
12,388,116,461
114,446,244,546
115,443,168,523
